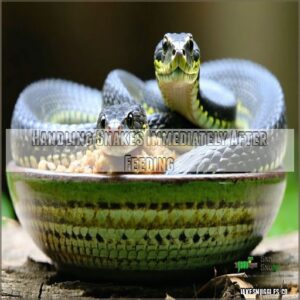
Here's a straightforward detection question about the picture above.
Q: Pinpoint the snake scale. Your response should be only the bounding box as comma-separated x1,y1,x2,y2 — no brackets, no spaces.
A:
11,32,286,173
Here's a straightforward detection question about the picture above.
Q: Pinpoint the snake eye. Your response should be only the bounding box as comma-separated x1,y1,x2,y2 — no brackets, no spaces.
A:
193,50,200,62
188,39,194,51
127,113,134,128
155,50,162,61
98,115,106,129
162,38,169,52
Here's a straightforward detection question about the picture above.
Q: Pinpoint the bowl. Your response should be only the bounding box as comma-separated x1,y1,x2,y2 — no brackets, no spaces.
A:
6,161,286,281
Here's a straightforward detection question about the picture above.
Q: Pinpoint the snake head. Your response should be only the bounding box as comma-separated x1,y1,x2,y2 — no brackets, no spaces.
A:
97,104,147,131
96,104,148,156
154,33,200,83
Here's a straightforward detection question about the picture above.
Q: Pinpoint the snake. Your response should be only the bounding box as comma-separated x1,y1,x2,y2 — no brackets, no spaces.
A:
10,32,286,174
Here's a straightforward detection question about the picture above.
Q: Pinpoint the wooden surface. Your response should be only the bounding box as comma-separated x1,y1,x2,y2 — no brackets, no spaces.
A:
1,220,299,299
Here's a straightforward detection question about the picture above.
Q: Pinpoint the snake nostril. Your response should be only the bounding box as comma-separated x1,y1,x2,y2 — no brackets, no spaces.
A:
182,49,186,56
172,49,176,56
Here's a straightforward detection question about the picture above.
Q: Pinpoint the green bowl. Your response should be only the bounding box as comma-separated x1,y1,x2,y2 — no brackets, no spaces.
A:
6,161,286,281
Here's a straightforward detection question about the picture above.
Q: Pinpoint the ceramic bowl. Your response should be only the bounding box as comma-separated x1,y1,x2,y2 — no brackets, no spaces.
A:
6,161,286,281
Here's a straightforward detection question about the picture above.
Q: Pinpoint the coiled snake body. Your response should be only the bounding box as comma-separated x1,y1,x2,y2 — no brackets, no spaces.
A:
11,33,286,173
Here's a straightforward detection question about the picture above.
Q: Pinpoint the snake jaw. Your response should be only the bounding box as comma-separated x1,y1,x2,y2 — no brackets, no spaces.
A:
154,57,199,80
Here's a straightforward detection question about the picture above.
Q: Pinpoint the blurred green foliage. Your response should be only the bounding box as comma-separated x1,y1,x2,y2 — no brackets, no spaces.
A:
1,192,16,223
268,171,298,237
